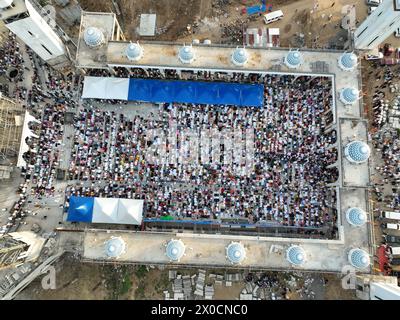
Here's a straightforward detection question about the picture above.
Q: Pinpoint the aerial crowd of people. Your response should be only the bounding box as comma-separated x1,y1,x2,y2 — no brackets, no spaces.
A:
66,74,338,228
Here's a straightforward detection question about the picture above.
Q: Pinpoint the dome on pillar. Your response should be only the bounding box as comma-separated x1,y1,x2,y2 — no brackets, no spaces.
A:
104,237,126,258
231,47,248,66
286,245,306,265
348,248,370,269
226,242,246,264
284,50,302,69
338,52,358,71
83,27,105,48
166,239,185,261
126,42,143,61
340,87,359,105
178,45,195,64
346,208,367,227
344,141,370,164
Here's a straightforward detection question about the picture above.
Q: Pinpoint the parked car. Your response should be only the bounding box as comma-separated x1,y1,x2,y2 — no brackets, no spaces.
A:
381,223,400,230
365,52,383,60
384,235,400,244
381,211,400,220
389,246,400,256
368,6,377,14
366,0,382,6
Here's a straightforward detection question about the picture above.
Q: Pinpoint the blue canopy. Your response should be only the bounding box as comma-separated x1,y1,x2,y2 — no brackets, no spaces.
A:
128,79,264,107
67,196,94,222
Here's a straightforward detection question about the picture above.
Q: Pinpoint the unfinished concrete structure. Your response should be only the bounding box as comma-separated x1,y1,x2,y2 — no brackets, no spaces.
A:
69,11,373,274
0,0,72,69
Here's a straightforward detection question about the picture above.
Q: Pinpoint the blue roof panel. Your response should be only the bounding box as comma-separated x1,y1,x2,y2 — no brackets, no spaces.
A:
128,79,264,107
67,196,94,222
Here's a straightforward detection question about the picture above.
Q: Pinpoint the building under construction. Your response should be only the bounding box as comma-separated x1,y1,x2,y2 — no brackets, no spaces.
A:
0,95,24,176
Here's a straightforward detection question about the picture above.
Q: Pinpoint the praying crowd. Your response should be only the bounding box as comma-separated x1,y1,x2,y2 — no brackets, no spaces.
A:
67,74,338,228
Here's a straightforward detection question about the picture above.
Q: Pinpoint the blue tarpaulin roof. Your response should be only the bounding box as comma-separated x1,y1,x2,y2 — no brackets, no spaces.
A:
127,79,264,107
246,4,266,15
67,196,94,222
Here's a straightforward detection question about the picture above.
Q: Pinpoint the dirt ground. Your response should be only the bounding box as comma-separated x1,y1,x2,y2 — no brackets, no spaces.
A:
15,256,356,300
76,0,400,47
79,0,213,41
15,255,168,300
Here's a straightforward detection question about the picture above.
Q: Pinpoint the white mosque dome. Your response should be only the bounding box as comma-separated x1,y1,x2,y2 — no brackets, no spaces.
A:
344,141,370,164
83,27,105,48
338,52,358,71
104,237,126,258
226,242,246,264
0,0,13,8
178,45,195,64
231,47,248,66
166,239,185,261
348,248,370,269
126,42,143,61
286,245,306,265
340,87,359,105
284,50,302,69
346,207,367,227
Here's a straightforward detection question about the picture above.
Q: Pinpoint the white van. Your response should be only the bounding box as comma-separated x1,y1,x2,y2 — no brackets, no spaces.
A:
263,10,284,25
366,0,382,6
382,223,400,230
390,246,400,256
368,6,377,14
381,211,400,220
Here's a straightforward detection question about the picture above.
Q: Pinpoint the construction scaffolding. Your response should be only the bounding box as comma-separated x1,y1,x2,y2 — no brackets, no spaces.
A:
0,235,28,269
0,95,24,162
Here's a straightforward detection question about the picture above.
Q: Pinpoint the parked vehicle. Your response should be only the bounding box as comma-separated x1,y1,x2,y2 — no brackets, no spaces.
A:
365,52,383,60
390,258,400,265
389,246,400,256
366,0,382,6
368,6,377,14
381,223,400,230
263,10,284,25
384,234,400,244
380,58,400,66
395,28,400,38
381,211,400,220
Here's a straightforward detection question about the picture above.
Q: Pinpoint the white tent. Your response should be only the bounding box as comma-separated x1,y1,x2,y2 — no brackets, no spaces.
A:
92,198,119,223
17,111,40,168
117,199,143,225
81,76,130,100
92,197,144,225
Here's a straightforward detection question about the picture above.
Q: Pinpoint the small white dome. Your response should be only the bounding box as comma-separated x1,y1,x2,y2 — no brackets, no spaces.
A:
0,0,13,9
284,51,302,69
286,245,306,265
340,87,359,105
348,248,370,269
231,47,248,66
338,52,357,71
126,42,143,61
344,141,370,164
104,237,126,258
166,239,185,261
346,208,367,227
226,242,246,264
83,27,105,48
178,45,195,64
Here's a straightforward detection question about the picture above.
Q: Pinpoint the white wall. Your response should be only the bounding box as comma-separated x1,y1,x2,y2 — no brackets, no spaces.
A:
354,0,400,50
370,282,400,300
5,0,65,61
